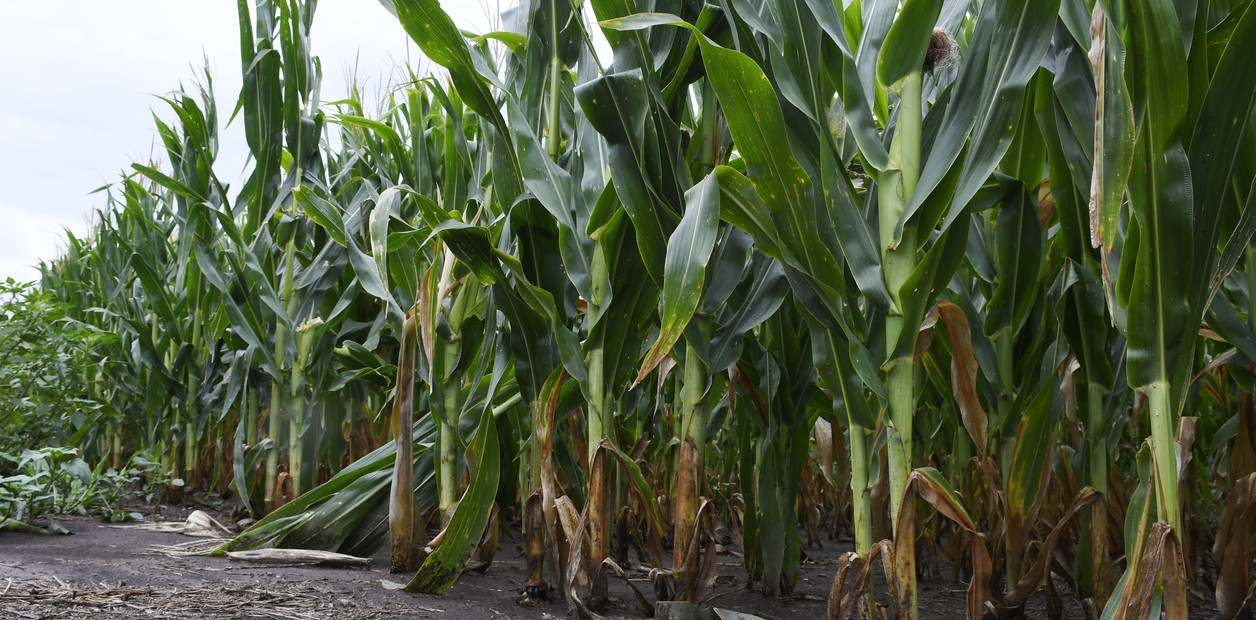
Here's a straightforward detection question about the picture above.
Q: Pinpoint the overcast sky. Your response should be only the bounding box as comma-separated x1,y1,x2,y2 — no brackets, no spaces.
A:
0,1,504,283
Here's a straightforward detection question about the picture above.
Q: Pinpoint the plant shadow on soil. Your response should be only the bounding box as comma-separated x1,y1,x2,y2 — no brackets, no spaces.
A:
0,502,1203,619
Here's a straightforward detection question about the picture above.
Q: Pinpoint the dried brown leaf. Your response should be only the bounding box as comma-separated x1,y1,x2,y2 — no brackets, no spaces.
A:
389,312,420,574
524,491,547,594
601,558,655,614
1115,523,1177,620
935,301,988,459
1002,487,1100,607
905,469,988,619
813,418,836,489
1037,178,1056,229
1216,473,1256,620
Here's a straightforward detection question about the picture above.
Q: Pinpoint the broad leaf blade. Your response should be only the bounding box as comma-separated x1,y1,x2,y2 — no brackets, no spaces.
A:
405,409,500,593
637,174,721,384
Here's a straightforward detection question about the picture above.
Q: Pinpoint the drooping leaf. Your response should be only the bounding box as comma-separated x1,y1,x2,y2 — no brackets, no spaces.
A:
405,408,500,593
637,173,721,385
888,222,969,366
1005,378,1061,578
934,301,987,458
389,0,508,138
575,70,672,284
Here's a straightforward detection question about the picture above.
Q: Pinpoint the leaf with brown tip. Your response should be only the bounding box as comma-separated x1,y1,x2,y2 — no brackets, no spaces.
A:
905,468,990,620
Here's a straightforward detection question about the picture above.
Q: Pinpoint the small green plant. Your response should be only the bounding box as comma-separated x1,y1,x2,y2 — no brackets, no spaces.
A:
128,451,184,506
0,448,177,524
92,466,140,523
0,447,93,522
91,454,165,522
90,450,185,521
0,279,104,456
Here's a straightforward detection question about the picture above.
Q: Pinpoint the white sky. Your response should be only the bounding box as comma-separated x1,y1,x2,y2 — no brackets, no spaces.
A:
0,1,504,282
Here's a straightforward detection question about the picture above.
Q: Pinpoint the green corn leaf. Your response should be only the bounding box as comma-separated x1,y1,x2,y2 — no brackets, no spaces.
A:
1088,5,1135,251
343,207,402,328
1123,0,1194,395
802,0,890,170
701,228,754,316
1047,46,1098,198
762,0,825,124
468,31,527,56
588,0,658,76
853,0,896,124
127,252,176,327
888,222,969,366
808,323,878,429
985,184,1045,340
1059,262,1116,390
335,115,409,172
293,189,348,247
389,0,507,138
369,188,404,300
507,103,596,302
508,104,574,231
1191,0,1256,311
1114,217,1138,311
584,217,658,398
999,75,1047,188
230,348,256,518
1035,61,1093,260
281,468,393,550
1005,379,1061,565
876,0,943,93
600,18,852,336
575,70,671,284
599,15,809,213
819,137,893,311
410,191,557,402
711,166,790,263
236,9,283,233
898,0,1060,245
216,417,432,553
336,341,389,372
597,439,665,542
757,446,787,594
708,256,790,373
405,408,500,593
131,164,207,204
637,173,721,385
1206,296,1256,365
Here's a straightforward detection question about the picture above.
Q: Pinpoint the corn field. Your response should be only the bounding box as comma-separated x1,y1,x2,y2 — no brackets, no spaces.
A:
36,0,1256,617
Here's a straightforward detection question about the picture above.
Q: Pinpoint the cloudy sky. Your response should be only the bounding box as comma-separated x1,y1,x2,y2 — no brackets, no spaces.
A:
0,1,503,282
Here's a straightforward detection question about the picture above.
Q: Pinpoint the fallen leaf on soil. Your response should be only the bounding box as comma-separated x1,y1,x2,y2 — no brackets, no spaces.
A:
0,517,65,535
111,510,232,537
224,549,371,567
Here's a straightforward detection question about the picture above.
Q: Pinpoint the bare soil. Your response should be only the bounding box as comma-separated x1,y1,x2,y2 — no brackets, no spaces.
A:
0,503,1110,619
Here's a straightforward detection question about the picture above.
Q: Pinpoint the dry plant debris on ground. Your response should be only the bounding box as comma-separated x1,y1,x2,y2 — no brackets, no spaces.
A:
0,576,423,620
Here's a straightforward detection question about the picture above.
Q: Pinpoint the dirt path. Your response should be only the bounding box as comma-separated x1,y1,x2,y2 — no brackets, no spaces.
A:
0,510,1081,619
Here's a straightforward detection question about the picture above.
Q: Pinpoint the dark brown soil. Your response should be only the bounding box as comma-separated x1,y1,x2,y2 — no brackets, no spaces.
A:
0,504,1107,619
